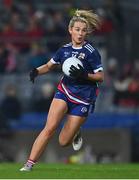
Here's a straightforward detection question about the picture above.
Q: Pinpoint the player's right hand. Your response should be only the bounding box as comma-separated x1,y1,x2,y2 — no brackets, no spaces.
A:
29,68,38,83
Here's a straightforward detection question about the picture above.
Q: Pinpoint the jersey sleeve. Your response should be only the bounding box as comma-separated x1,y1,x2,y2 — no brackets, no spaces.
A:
50,48,63,64
88,49,103,73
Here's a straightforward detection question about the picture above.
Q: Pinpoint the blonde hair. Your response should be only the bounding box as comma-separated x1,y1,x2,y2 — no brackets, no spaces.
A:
69,9,100,33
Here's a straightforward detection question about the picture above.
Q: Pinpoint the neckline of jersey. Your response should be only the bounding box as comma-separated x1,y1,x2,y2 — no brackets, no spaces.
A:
72,46,82,49
71,41,87,50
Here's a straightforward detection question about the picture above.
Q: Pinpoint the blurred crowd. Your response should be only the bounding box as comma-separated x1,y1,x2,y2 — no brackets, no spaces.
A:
0,0,124,73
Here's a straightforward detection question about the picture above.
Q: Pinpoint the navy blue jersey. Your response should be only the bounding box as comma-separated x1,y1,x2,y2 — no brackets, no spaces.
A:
51,41,103,105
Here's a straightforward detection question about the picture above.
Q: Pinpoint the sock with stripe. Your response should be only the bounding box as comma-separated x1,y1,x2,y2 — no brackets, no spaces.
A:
26,159,36,168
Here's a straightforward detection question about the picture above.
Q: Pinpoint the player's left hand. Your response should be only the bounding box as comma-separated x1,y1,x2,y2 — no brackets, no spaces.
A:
69,64,88,79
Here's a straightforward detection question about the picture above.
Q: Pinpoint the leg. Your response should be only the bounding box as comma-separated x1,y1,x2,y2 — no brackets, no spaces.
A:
59,115,86,147
29,98,68,161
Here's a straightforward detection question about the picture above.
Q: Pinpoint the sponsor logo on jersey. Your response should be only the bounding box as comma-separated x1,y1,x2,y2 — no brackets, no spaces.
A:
64,51,70,57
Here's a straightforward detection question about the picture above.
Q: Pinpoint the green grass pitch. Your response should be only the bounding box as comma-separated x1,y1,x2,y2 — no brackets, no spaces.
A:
0,163,139,179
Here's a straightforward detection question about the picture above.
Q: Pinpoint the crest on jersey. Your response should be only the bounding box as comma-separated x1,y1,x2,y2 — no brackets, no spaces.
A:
78,53,85,60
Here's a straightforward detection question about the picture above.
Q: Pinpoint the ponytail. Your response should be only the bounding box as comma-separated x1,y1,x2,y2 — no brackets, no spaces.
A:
69,9,100,33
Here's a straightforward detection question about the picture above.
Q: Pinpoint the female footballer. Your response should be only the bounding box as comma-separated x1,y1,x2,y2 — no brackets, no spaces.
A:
20,9,104,171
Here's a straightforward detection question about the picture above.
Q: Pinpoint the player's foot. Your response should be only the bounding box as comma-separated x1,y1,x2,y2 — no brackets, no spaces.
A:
20,163,33,172
72,129,83,151
20,159,36,172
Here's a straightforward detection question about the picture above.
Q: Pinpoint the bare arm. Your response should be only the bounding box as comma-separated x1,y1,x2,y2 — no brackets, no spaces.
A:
37,60,58,75
87,71,104,83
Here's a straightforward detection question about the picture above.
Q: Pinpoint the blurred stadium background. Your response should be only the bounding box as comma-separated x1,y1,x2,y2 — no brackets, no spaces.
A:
0,0,139,165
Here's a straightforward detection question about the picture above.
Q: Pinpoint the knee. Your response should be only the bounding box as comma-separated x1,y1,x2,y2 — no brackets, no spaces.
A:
59,135,70,147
